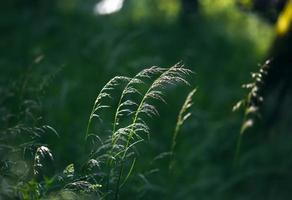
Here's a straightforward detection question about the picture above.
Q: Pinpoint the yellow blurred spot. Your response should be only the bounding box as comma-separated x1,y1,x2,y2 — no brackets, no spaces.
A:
276,0,292,36
157,0,180,19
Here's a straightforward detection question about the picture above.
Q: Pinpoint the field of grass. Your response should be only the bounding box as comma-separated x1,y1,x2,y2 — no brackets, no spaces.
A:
1,0,292,199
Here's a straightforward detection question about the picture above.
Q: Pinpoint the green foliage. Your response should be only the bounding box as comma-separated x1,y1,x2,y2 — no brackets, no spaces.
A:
83,63,193,199
0,73,59,199
0,64,194,199
2,1,291,200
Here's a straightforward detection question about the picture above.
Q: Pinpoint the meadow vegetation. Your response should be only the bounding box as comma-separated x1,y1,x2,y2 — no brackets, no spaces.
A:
1,0,291,199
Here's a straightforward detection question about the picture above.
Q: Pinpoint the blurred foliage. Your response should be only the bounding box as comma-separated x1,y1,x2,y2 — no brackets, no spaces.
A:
276,0,292,35
237,0,288,23
2,0,292,199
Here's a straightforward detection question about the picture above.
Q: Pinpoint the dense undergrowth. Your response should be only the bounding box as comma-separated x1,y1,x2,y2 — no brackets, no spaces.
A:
1,0,292,199
0,64,197,199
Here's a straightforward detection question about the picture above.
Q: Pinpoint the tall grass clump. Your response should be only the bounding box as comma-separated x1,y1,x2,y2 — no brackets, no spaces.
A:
0,63,195,199
84,63,194,199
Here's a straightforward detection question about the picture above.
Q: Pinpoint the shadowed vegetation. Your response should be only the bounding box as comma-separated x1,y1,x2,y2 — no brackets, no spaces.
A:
1,0,292,199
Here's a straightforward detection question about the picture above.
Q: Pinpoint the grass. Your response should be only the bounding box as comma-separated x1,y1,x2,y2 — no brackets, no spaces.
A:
84,63,193,199
0,64,195,199
170,88,197,170
233,59,271,163
3,1,292,200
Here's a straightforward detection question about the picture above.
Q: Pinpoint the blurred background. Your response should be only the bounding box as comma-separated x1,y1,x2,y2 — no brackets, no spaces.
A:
1,0,292,199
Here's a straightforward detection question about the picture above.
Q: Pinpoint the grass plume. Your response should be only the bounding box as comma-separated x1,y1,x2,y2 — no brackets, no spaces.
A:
83,63,193,199
233,59,270,163
169,88,197,170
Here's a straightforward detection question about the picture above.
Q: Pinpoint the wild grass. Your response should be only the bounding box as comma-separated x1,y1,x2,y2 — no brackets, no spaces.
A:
169,88,196,170
233,59,270,163
0,74,60,199
0,63,195,200
84,63,193,199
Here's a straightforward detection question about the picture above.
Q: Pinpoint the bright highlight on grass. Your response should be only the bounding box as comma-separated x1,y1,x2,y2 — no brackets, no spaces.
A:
94,0,124,15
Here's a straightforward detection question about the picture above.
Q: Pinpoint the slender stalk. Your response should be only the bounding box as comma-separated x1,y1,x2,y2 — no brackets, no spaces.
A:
169,88,196,170
84,76,129,140
114,161,124,200
85,103,96,141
